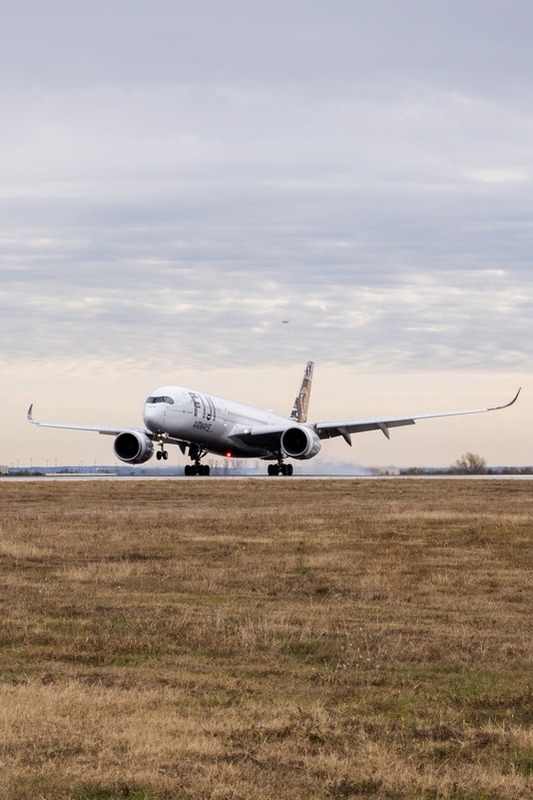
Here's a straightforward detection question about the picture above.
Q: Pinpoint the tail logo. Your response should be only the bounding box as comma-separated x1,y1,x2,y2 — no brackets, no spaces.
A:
290,361,314,423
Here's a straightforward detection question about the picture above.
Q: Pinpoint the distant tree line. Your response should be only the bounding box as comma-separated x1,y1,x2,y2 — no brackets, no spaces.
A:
403,454,533,476
451,452,488,474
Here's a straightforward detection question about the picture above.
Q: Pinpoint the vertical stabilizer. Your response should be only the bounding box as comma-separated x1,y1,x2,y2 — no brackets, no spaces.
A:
290,361,314,423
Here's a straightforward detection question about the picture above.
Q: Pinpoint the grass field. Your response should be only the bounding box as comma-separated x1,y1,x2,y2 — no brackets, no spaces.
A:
0,478,532,800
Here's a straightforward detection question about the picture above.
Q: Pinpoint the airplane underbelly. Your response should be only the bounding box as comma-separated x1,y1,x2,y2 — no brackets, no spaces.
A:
167,415,272,459
208,442,268,458
193,424,269,458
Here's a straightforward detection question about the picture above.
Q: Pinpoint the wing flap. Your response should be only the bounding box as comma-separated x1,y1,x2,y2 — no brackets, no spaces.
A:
315,417,416,441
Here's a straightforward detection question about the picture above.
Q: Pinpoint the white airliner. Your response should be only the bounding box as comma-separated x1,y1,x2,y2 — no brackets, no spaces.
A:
28,361,520,476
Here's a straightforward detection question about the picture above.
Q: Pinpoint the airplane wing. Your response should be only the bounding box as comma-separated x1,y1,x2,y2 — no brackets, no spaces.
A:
27,404,200,451
27,404,146,438
312,389,521,446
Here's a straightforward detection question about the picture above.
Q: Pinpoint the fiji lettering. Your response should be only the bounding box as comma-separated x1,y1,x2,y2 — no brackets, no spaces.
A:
189,392,217,422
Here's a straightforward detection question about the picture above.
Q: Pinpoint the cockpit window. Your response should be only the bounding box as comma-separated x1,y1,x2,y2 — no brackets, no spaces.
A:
146,395,174,405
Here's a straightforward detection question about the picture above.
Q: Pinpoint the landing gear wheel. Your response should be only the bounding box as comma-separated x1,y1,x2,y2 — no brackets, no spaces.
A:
267,463,293,476
280,463,294,476
184,462,210,476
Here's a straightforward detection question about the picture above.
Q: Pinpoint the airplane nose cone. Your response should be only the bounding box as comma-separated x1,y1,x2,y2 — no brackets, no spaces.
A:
144,404,165,432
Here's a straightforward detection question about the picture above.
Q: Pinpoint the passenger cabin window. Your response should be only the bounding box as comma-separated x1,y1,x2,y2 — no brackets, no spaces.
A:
146,395,174,404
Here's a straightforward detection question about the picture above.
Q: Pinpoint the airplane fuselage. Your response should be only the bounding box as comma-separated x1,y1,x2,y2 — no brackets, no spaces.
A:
144,386,301,459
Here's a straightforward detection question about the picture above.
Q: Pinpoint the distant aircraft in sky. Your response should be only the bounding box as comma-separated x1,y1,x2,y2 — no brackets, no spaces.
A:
28,362,520,476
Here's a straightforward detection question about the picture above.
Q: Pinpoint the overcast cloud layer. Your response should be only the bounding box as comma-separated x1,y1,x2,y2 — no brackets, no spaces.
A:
2,1,532,467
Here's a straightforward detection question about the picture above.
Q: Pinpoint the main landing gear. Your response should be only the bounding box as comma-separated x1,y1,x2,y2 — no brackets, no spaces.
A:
184,444,211,476
267,461,294,476
184,463,211,476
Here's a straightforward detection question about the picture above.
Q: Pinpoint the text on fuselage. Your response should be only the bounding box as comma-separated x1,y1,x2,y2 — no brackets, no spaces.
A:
189,392,217,422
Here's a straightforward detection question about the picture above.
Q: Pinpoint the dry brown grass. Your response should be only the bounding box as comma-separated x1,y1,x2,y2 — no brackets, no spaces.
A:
0,478,532,799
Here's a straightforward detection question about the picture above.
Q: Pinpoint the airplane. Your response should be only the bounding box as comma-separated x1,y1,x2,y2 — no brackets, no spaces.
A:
27,361,520,476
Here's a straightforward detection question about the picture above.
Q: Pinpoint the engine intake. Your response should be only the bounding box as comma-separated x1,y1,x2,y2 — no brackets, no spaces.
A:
280,426,321,460
114,430,154,464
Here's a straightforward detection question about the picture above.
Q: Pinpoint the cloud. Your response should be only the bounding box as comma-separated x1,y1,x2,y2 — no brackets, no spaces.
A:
1,1,532,465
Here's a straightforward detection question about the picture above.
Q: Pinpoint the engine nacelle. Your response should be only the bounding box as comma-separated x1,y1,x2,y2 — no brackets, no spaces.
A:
280,426,321,460
113,430,154,464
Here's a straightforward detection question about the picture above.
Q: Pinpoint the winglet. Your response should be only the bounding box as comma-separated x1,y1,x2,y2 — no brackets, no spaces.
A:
27,404,35,423
488,388,521,412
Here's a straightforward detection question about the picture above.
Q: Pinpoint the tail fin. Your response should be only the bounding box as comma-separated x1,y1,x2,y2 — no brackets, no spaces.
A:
290,361,314,423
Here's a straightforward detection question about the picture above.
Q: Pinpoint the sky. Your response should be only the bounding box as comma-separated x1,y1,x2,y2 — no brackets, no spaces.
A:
2,0,532,470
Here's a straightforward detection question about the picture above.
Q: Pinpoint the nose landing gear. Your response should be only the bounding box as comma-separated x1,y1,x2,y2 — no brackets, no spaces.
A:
155,435,169,461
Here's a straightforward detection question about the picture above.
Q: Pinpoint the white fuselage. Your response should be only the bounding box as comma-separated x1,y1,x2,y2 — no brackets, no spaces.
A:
143,386,297,458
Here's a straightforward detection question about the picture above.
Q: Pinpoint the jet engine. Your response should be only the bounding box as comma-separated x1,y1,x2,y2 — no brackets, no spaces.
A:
113,430,154,464
280,426,321,460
